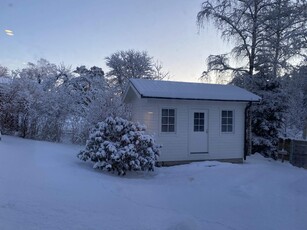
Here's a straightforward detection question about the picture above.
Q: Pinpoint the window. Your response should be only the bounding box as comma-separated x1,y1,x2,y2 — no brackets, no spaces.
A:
194,112,204,132
161,109,175,132
221,110,233,133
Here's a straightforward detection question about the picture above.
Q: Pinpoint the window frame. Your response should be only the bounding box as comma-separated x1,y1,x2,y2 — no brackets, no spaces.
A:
160,108,176,133
221,110,234,133
193,112,205,132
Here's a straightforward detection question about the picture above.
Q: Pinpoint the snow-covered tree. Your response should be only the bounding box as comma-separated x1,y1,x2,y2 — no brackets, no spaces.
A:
66,65,128,143
282,65,307,139
197,0,268,77
0,65,9,77
258,0,307,78
78,117,160,176
105,50,168,93
197,0,307,156
0,74,19,134
0,60,73,141
197,0,306,79
0,60,131,144
231,72,287,157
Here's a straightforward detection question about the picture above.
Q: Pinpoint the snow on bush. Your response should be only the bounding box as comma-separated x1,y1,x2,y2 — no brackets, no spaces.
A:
77,117,160,175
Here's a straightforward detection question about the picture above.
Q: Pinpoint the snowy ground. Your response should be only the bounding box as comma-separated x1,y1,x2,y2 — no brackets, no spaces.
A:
1,136,307,230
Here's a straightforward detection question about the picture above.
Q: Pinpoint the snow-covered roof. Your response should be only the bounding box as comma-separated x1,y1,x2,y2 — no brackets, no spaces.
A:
128,79,261,102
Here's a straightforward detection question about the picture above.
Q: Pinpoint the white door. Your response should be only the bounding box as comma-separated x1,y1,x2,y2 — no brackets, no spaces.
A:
189,110,208,154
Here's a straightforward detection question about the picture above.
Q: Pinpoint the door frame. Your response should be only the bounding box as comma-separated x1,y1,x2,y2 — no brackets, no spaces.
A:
188,109,209,154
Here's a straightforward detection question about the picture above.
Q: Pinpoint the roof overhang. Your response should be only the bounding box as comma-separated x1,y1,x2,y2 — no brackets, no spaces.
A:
138,95,260,103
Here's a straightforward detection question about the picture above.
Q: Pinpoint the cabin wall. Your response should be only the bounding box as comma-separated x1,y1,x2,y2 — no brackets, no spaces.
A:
129,97,247,162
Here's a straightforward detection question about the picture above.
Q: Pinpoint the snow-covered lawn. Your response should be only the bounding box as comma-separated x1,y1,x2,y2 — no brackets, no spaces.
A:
1,136,307,230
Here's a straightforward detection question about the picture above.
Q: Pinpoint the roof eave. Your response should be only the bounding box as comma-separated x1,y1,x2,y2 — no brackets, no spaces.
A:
140,95,261,103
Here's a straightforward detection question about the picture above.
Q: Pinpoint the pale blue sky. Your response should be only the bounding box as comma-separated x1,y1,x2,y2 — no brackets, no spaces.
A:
0,0,229,82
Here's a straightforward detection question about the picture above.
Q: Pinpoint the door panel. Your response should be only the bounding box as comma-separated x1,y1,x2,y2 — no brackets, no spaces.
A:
189,110,208,154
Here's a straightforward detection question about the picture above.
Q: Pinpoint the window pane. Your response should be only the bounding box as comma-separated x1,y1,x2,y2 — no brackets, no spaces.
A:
222,111,227,117
199,119,204,125
162,109,168,116
193,112,205,132
161,109,175,132
221,110,234,132
194,119,199,125
162,125,168,132
162,117,168,124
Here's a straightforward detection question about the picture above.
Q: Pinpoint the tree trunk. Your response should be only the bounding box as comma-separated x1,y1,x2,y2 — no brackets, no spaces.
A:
303,123,307,140
272,0,282,79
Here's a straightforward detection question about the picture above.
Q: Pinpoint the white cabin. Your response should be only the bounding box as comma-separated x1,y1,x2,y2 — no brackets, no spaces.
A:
123,79,260,164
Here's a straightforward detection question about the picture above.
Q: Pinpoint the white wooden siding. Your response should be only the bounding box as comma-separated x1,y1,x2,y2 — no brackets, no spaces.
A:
129,97,247,162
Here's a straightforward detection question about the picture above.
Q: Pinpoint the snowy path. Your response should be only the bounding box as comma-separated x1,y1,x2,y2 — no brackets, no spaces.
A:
1,135,307,230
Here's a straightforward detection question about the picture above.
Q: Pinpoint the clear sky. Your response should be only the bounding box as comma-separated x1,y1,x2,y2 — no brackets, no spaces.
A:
0,0,229,82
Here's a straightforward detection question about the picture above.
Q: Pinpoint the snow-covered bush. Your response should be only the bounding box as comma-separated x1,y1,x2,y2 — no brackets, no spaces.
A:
77,117,160,175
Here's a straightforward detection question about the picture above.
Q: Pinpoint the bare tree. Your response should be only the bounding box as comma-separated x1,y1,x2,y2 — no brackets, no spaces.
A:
197,0,307,155
153,61,170,80
197,0,269,77
197,0,306,79
260,0,307,78
105,50,168,93
0,65,9,77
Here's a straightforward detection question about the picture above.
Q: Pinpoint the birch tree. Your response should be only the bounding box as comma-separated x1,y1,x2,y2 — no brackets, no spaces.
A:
197,0,306,79
259,0,307,78
197,0,269,78
197,0,307,156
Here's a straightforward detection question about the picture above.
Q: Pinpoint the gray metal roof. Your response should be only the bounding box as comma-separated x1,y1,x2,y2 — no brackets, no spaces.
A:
129,79,261,102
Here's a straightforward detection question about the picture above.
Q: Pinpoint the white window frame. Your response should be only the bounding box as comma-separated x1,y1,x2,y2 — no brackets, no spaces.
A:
221,110,234,133
193,112,205,132
160,108,176,133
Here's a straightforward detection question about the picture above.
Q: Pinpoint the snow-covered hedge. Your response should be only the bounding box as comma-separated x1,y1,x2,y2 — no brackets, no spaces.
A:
77,117,160,175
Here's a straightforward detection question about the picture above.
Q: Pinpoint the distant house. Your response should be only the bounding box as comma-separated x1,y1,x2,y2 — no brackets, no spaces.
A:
123,79,260,164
